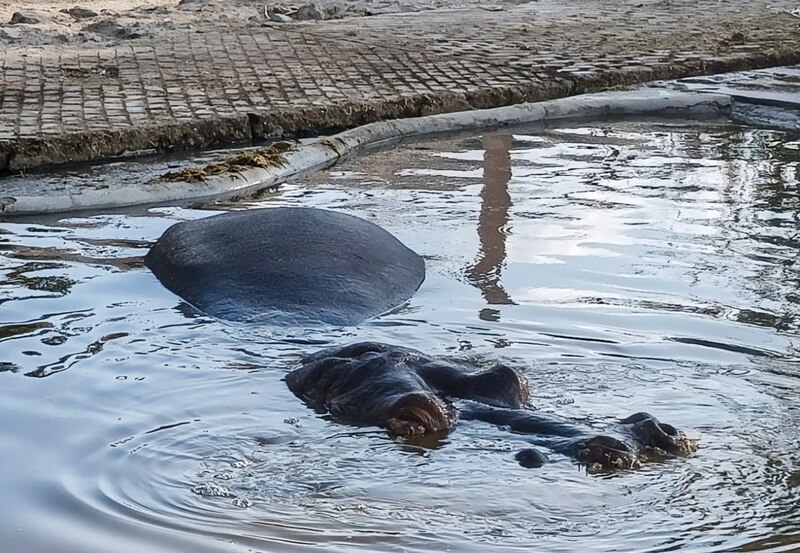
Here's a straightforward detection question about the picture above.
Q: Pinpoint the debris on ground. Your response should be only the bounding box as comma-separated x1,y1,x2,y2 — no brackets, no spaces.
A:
161,142,297,183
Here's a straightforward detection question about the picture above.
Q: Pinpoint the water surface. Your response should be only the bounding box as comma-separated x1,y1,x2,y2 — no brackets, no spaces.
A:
1,118,799,552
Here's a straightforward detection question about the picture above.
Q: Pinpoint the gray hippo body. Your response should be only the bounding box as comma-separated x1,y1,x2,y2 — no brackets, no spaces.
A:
288,342,696,470
286,341,530,436
145,207,425,325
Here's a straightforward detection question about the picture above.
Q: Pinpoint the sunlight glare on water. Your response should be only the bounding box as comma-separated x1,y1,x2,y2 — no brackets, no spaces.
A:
1,118,799,553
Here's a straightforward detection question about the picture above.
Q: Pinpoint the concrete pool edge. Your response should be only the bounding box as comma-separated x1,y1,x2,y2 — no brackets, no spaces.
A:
0,89,731,215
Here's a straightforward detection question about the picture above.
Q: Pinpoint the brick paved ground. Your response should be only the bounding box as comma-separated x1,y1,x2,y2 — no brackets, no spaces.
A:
1,0,799,173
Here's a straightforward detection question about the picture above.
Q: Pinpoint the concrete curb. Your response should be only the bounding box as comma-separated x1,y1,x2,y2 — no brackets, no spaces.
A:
0,89,731,215
2,46,799,176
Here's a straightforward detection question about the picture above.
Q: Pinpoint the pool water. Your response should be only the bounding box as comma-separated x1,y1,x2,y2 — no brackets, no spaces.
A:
1,119,799,552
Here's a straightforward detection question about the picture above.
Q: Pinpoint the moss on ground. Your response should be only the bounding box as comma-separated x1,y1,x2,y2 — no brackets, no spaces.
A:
162,141,296,183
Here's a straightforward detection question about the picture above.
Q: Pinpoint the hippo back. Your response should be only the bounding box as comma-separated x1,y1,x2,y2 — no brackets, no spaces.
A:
144,207,425,325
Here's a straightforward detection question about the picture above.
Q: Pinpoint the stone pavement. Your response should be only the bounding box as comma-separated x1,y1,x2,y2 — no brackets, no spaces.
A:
1,0,800,173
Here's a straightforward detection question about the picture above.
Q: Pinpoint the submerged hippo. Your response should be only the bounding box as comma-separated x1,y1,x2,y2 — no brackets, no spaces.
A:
287,342,695,470
145,207,425,325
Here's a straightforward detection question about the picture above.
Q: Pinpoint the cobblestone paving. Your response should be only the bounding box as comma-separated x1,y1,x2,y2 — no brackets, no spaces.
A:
1,0,799,172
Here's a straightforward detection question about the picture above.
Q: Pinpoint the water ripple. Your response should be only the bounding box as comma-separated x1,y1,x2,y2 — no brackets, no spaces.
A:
2,119,800,552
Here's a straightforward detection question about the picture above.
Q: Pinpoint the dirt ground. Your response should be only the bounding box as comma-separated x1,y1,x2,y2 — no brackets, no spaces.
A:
0,0,533,46
1,0,792,49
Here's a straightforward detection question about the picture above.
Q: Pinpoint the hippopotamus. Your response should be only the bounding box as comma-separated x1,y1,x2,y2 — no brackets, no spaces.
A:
286,342,695,470
286,341,529,435
145,207,425,325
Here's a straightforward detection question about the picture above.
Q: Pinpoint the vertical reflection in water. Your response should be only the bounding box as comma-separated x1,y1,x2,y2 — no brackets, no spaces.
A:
718,130,800,333
467,134,515,322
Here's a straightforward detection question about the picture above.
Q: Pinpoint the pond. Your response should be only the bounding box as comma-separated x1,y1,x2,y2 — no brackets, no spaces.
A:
1,118,799,553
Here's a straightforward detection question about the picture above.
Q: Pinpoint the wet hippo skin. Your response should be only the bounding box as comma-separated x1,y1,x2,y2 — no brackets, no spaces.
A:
463,404,694,470
287,342,696,470
286,342,529,435
145,207,425,325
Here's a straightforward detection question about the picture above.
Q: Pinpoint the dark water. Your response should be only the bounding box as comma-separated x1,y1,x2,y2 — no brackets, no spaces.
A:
1,119,799,553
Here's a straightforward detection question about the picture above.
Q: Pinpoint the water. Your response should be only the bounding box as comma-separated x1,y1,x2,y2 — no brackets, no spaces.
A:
1,118,799,552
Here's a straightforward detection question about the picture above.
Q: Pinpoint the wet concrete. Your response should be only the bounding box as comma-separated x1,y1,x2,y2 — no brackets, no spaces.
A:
656,65,800,131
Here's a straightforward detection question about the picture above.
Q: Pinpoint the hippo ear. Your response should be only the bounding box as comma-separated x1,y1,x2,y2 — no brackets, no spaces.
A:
467,364,530,408
286,355,356,408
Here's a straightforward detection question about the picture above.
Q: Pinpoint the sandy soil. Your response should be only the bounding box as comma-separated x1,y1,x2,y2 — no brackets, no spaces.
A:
0,0,179,44
0,0,531,46
0,0,150,18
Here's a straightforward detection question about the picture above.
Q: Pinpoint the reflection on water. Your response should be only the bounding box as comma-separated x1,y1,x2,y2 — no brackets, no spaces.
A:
467,134,515,321
1,119,800,553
